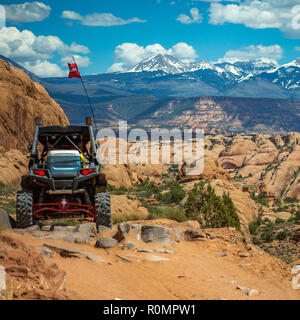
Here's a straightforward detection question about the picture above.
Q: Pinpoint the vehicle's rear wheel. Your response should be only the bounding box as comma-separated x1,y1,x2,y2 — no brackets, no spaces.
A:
94,192,112,231
16,190,34,228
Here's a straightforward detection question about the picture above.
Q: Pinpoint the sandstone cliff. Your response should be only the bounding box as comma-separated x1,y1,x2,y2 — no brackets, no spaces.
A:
0,58,69,153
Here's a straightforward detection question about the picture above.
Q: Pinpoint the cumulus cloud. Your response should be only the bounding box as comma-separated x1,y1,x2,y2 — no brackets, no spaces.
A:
176,8,203,24
107,62,127,73
69,42,90,54
0,27,90,77
107,42,198,72
23,60,66,77
193,0,240,2
61,55,91,68
219,44,283,63
4,1,51,23
62,10,146,26
209,0,300,38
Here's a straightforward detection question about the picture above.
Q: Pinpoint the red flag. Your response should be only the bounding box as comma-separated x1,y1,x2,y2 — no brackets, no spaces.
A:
68,62,81,79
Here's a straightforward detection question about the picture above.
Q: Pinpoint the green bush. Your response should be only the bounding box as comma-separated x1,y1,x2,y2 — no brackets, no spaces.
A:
251,193,269,206
184,181,241,231
274,199,282,207
261,229,274,243
147,206,187,222
276,231,288,241
252,236,262,245
156,182,185,204
249,221,259,235
107,184,128,195
275,218,285,224
112,213,141,224
284,197,297,203
294,211,300,220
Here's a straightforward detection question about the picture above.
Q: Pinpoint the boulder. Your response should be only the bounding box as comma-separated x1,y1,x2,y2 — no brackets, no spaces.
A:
95,237,118,249
114,222,131,242
122,241,136,250
75,234,90,244
74,223,97,236
141,225,174,246
0,208,12,231
183,229,206,241
25,225,40,233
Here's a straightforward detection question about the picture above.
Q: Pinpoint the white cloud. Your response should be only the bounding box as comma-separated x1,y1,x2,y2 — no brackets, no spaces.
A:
194,0,240,2
62,10,146,26
61,10,82,21
23,60,67,77
70,42,90,54
176,8,203,24
0,27,90,77
171,42,198,62
4,1,51,23
209,0,300,38
107,42,198,72
61,55,91,68
219,44,283,63
107,62,127,73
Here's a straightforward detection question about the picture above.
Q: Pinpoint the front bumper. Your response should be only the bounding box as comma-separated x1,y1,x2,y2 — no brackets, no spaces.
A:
23,172,100,192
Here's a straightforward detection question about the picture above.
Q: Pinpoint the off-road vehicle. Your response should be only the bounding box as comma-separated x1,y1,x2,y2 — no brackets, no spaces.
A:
16,117,111,231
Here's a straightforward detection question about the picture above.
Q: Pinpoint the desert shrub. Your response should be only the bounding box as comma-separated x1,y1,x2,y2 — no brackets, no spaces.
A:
276,231,288,241
107,184,128,195
275,218,285,224
156,182,185,204
249,221,259,235
274,199,282,207
184,181,241,231
261,229,274,243
147,206,187,222
252,237,262,245
251,193,269,206
0,199,16,214
284,197,297,203
112,213,141,224
294,211,300,220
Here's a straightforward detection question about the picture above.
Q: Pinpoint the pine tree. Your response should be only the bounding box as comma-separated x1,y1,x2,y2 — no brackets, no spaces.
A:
184,181,241,231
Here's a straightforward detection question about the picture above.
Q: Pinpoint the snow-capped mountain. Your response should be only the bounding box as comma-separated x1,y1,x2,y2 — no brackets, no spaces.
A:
125,54,278,78
260,59,300,91
120,54,300,97
127,53,189,74
229,58,278,76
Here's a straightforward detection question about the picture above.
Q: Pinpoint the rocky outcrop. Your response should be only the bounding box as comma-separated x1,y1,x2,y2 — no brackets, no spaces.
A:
218,133,300,200
0,149,28,186
111,195,148,221
177,152,231,183
0,209,11,231
0,233,68,299
0,58,69,153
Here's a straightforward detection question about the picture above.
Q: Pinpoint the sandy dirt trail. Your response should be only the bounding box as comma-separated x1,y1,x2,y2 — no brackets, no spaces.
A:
9,224,300,301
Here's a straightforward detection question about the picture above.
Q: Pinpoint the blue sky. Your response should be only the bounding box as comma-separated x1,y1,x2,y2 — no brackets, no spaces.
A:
0,0,300,77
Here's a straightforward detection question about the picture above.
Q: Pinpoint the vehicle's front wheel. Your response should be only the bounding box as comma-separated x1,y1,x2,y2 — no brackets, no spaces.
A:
94,192,112,231
16,190,34,228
